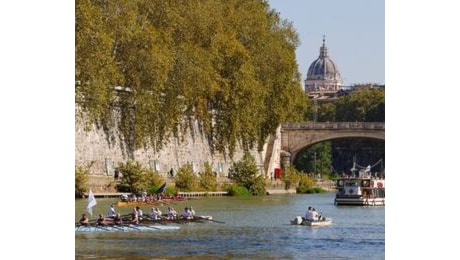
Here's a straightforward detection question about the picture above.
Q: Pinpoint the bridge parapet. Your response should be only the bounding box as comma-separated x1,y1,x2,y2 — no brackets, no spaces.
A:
282,122,384,130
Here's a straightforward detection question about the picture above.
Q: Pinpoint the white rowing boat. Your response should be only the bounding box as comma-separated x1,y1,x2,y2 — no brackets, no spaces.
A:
75,225,180,232
290,216,333,227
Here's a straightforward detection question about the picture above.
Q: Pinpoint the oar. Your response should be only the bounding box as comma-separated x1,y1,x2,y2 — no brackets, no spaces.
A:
93,224,111,231
123,224,141,230
195,216,225,224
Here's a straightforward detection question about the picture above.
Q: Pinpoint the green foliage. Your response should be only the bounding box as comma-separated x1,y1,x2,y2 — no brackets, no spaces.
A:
75,166,89,198
281,166,301,190
335,89,385,122
199,162,218,191
225,184,251,196
228,152,266,195
76,0,307,157
117,160,163,194
174,163,199,192
297,186,327,194
298,174,316,188
294,142,332,175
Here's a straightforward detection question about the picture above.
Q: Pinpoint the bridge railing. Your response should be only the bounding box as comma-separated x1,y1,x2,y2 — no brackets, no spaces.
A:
281,122,384,130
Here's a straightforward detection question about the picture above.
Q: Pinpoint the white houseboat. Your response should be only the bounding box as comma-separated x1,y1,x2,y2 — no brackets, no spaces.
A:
334,163,385,206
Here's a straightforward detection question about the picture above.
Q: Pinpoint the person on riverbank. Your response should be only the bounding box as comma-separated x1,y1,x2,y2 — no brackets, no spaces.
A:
79,213,89,226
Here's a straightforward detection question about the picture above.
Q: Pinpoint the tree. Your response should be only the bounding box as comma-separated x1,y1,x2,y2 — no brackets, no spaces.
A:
76,0,307,158
228,152,266,195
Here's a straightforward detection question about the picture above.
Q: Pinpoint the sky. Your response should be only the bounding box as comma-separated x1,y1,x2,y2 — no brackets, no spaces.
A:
268,0,384,86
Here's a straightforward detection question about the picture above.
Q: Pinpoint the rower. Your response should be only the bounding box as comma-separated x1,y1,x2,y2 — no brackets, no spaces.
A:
79,213,89,226
113,213,123,225
131,212,139,225
97,214,107,226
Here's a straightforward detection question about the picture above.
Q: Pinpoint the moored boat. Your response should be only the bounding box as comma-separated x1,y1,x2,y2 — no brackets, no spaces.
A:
334,161,385,206
290,216,332,227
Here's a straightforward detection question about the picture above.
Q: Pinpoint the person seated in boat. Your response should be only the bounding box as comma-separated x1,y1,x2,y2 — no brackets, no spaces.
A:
149,207,160,220
304,207,313,221
113,213,123,225
79,213,90,226
131,212,139,225
107,204,116,218
97,214,108,226
180,207,193,219
155,207,163,218
189,206,195,217
136,206,144,220
311,208,320,221
167,206,177,219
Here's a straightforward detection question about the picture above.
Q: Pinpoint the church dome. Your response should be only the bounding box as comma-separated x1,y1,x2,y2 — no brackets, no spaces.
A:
306,38,342,82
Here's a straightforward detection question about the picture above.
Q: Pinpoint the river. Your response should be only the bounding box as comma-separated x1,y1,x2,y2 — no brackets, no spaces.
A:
75,192,384,259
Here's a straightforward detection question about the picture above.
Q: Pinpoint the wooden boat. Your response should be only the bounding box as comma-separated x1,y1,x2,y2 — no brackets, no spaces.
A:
290,216,332,227
116,197,188,207
75,224,180,232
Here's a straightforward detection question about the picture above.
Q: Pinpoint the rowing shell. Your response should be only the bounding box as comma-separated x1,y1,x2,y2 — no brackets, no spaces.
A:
75,225,180,233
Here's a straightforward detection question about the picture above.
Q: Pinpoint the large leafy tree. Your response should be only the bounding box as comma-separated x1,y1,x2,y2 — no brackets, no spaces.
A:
76,0,307,157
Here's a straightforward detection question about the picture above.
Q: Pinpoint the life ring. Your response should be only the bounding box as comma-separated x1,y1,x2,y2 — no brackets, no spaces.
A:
361,180,369,187
377,182,383,188
337,180,344,187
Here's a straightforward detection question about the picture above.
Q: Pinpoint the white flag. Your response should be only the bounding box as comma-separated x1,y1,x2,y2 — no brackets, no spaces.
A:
87,189,97,216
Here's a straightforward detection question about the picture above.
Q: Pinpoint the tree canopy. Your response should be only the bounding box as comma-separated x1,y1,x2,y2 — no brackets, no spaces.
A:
76,0,307,157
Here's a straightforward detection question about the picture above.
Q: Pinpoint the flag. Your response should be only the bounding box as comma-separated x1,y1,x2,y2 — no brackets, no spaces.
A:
155,182,167,194
87,189,97,216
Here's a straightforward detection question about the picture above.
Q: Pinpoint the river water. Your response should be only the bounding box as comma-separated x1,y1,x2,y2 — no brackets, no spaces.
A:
75,192,384,259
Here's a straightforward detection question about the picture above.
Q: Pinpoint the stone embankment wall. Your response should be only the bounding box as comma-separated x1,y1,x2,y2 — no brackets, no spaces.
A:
75,107,281,181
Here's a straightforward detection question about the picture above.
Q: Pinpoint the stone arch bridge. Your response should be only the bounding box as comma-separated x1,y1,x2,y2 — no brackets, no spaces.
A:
280,122,384,165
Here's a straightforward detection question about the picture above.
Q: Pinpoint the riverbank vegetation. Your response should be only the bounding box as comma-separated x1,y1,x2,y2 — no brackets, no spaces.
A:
75,166,89,198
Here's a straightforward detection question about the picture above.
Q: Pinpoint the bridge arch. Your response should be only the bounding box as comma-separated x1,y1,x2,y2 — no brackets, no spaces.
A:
280,122,384,165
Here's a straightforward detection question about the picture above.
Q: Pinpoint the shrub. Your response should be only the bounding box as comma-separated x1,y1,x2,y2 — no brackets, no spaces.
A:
228,152,266,195
75,166,89,198
174,163,199,191
199,162,218,191
117,160,164,194
226,184,251,196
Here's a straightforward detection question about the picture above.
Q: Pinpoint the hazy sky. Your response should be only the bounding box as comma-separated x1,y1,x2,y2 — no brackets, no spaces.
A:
267,0,384,86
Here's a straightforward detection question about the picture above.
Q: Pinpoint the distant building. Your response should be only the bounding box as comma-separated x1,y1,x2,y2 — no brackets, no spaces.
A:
304,36,342,100
304,37,384,101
